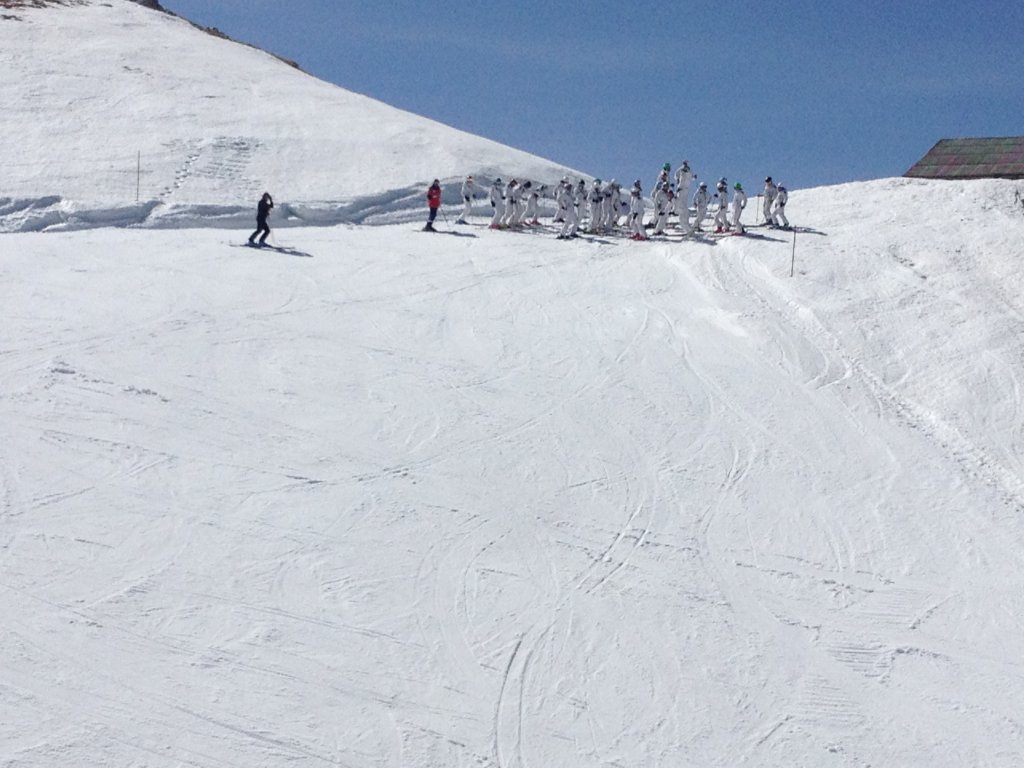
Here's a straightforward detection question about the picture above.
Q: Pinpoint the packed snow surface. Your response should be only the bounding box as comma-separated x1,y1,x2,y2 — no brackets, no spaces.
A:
4,177,1024,767
5,1,1024,767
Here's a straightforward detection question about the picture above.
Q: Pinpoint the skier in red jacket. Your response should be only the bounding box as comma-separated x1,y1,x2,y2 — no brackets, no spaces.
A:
425,180,442,231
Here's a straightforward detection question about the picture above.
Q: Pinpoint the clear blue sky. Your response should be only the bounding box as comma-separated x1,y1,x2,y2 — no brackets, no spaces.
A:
160,0,1023,190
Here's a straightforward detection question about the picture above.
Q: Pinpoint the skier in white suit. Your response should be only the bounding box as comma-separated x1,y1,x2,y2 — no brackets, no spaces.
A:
772,184,790,229
762,176,777,225
651,180,670,235
501,179,519,227
588,179,604,233
457,175,475,224
674,160,694,219
690,181,710,234
489,178,504,229
629,181,647,240
557,181,578,239
713,178,730,232
731,182,747,234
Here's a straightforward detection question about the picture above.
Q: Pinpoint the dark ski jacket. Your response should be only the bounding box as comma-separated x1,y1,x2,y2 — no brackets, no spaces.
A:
257,194,274,222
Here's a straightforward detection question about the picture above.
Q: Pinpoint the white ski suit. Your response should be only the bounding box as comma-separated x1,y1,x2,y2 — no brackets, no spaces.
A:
489,180,505,228
524,182,539,224
654,169,670,199
772,186,789,228
511,182,528,227
713,182,730,231
604,182,621,230
574,181,586,230
762,179,777,224
588,181,604,232
501,180,519,227
691,185,710,233
674,164,694,217
459,177,475,223
598,183,614,231
652,182,670,235
629,185,646,239
557,182,577,238
731,186,747,233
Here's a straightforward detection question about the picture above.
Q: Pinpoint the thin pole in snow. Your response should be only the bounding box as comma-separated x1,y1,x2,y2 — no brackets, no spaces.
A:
790,228,797,277
136,151,141,203
755,193,762,225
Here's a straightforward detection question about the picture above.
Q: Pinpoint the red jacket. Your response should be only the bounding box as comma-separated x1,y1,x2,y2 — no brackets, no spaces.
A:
427,184,442,209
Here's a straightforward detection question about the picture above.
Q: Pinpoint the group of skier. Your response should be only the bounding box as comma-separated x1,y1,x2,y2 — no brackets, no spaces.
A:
434,162,790,239
245,163,790,247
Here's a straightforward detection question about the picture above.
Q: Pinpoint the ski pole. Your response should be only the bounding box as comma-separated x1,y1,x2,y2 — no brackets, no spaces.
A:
789,228,797,277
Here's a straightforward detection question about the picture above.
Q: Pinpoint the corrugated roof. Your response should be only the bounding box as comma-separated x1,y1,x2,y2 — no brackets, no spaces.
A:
905,137,1024,180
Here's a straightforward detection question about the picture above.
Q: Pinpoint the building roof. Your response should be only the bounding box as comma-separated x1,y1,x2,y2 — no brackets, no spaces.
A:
905,137,1024,180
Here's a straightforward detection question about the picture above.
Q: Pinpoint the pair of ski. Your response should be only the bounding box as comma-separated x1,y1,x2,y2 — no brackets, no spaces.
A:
233,241,313,257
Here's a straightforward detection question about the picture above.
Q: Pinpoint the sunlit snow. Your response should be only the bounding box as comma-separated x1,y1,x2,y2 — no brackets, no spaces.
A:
4,2,1024,767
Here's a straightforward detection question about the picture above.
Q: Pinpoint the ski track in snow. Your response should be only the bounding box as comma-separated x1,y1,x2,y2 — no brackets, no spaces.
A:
5,179,1024,766
4,3,1024,764
3,174,1024,766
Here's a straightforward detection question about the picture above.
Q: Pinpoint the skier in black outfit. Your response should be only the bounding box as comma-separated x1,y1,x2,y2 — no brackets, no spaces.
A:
248,192,274,246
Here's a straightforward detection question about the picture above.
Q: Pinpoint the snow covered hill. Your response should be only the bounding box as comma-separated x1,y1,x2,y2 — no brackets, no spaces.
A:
4,175,1024,767
0,0,578,232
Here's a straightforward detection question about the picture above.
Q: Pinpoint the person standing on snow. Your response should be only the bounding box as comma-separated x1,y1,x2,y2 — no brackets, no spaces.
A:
457,175,475,224
524,182,541,225
508,180,526,228
771,184,790,229
556,180,578,239
604,181,621,231
651,180,670,235
762,176,777,225
689,182,710,234
424,179,442,231
552,177,570,223
731,182,747,234
500,179,519,228
248,191,274,246
588,179,604,233
629,180,647,240
654,164,670,199
489,178,504,229
574,180,587,231
713,178,730,233
674,161,694,220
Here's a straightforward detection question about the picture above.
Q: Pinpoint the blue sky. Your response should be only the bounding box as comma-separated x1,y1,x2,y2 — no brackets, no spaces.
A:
160,0,1023,190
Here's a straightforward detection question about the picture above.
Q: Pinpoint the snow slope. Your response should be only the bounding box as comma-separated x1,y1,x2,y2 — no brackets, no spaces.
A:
4,176,1024,767
6,0,1024,766
0,0,578,232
